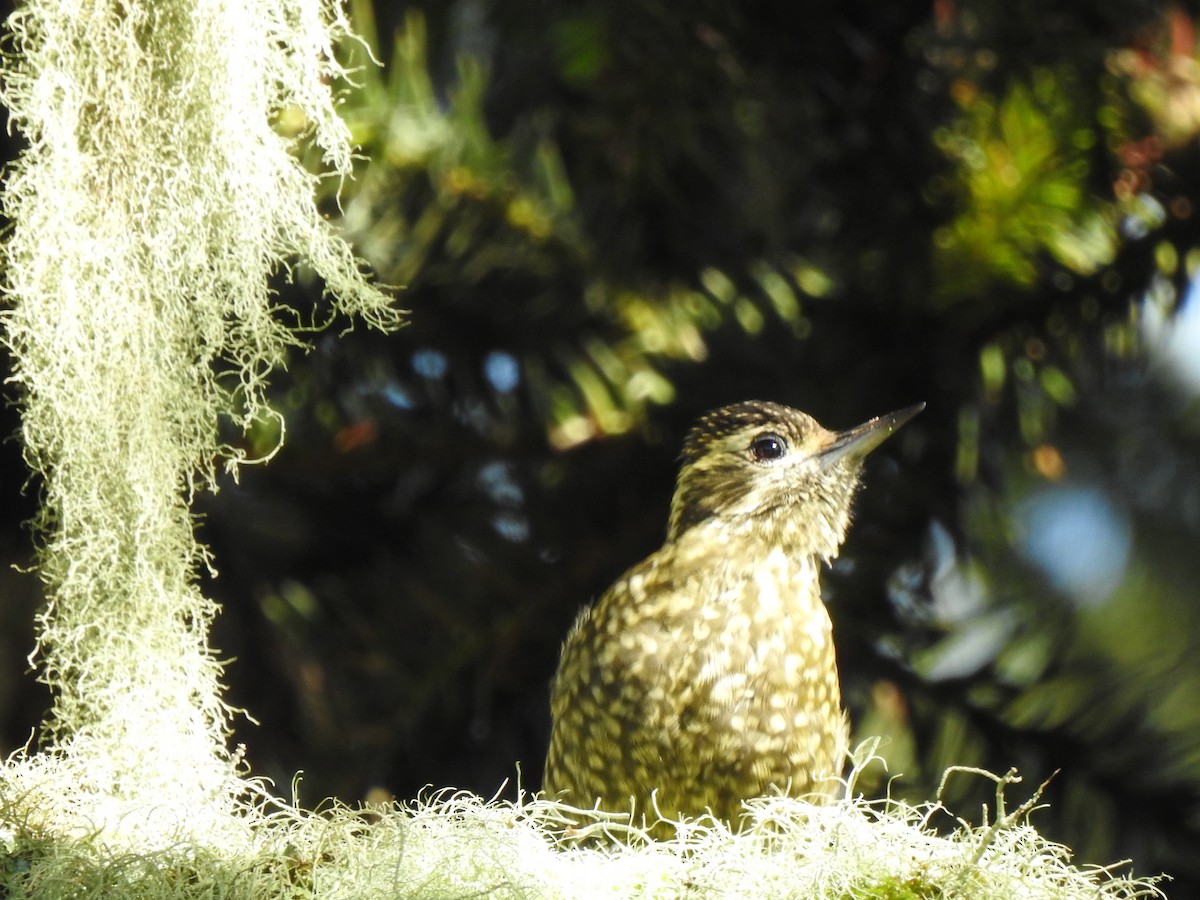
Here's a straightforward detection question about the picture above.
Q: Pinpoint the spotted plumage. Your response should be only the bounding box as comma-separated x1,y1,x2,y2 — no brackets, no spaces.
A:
542,400,923,832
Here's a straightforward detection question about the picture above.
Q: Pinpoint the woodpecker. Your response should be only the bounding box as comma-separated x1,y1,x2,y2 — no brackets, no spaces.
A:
542,399,923,832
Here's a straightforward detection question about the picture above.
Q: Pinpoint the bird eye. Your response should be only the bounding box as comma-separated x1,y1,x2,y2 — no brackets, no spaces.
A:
750,432,787,462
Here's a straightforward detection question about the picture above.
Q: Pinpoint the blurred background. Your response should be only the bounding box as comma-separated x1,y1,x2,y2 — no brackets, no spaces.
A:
4,0,1200,891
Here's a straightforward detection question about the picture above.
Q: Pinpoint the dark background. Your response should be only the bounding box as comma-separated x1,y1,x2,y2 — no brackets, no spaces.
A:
4,0,1200,892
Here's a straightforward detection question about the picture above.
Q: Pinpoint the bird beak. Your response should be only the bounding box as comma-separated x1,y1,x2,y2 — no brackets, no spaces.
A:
818,402,925,469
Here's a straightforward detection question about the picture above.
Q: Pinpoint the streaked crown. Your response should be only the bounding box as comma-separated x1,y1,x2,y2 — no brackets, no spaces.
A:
667,400,922,559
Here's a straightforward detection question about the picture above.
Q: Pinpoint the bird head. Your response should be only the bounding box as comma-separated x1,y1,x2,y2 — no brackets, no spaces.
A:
666,400,924,560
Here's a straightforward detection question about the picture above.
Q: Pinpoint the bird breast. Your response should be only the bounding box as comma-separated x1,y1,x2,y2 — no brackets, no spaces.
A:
545,522,848,822
607,530,842,739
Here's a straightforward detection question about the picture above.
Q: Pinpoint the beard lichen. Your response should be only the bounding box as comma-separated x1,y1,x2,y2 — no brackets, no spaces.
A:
0,0,399,847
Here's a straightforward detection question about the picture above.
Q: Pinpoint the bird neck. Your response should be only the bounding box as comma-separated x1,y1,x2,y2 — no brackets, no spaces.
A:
662,519,828,627
670,500,851,567
669,515,830,577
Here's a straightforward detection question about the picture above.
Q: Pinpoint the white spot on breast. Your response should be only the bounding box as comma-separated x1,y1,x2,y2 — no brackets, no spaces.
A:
710,672,748,706
783,652,804,682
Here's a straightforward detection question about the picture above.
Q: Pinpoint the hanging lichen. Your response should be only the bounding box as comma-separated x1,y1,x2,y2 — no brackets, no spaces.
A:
0,0,399,845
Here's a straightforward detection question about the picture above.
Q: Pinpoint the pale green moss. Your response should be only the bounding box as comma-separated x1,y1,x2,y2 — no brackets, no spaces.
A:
0,779,1165,899
0,0,399,846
